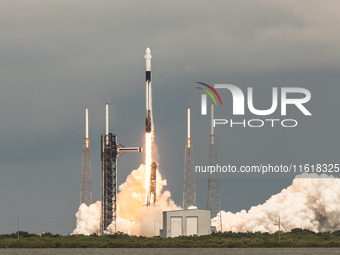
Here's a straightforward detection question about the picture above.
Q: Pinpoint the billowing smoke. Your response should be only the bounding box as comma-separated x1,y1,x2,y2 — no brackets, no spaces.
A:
212,173,340,233
73,201,101,235
72,164,180,236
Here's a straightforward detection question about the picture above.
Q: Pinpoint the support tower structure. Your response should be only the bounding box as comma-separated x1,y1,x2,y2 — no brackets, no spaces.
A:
80,107,92,206
207,104,222,231
100,104,142,235
183,108,196,209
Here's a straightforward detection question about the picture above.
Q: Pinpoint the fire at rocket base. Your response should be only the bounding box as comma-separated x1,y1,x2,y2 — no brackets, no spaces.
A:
72,164,181,236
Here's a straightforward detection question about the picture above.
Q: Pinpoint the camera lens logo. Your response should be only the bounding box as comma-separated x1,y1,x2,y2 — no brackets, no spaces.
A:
196,82,222,115
196,83,311,128
197,83,311,116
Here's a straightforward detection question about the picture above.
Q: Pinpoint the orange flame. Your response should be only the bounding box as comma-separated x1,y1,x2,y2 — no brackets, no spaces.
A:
145,133,152,203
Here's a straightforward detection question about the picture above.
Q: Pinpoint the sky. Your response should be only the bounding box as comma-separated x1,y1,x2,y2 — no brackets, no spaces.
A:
0,0,340,235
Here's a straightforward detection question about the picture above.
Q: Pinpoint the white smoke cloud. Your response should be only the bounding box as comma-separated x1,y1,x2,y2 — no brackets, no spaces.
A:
74,170,340,236
213,173,340,233
72,164,181,236
72,201,101,235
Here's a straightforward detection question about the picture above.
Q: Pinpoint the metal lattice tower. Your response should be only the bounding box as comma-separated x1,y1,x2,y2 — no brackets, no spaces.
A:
80,108,92,206
207,104,222,231
183,108,196,209
147,162,157,206
100,104,142,235
101,132,116,235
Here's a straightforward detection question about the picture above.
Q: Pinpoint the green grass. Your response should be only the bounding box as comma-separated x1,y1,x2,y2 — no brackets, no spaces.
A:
1,229,340,248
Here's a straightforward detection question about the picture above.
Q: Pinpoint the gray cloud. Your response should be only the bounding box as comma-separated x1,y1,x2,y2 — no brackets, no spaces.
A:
0,0,339,234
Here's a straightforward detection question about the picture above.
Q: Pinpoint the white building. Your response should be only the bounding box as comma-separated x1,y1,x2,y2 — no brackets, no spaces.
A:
160,209,211,237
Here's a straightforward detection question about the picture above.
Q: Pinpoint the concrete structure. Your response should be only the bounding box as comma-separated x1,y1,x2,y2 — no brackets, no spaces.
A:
161,209,211,237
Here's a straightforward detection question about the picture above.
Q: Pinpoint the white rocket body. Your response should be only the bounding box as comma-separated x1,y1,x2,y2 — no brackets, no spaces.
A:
145,47,152,133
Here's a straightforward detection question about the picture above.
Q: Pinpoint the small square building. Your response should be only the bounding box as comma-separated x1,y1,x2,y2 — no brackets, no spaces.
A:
161,209,211,237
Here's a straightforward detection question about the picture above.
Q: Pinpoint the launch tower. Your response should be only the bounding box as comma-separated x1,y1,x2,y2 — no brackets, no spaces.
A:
101,104,142,234
207,103,222,231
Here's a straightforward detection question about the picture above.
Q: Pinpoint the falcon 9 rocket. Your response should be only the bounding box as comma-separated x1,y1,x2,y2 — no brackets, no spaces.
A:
145,47,152,133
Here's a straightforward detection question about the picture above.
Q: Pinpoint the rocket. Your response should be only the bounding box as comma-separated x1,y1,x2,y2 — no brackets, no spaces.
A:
145,47,152,133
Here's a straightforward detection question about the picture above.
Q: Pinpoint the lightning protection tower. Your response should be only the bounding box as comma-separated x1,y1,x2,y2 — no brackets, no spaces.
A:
80,107,92,206
183,108,196,209
207,103,222,231
101,103,142,235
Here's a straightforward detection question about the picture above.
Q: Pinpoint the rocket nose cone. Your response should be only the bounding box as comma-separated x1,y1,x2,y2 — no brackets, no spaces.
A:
146,47,151,54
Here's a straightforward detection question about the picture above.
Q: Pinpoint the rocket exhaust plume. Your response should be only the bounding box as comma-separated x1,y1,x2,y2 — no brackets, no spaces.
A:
73,164,180,236
212,173,340,233
145,133,152,204
146,162,157,206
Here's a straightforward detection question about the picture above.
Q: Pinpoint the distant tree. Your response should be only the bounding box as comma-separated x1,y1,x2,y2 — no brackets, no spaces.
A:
332,230,340,236
291,228,303,234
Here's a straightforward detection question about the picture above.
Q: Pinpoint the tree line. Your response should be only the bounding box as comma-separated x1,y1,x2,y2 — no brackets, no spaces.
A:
1,229,340,248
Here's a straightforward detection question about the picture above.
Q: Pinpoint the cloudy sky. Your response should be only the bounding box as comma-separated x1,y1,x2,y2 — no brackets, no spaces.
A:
0,0,340,235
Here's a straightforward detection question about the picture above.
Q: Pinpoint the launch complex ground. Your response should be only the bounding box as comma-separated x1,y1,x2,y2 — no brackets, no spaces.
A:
2,229,340,248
